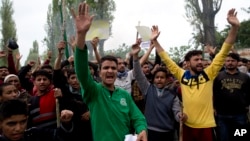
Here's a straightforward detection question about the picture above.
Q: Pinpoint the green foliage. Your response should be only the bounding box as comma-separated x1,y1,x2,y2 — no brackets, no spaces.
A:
25,40,39,65
104,43,145,59
44,0,116,65
216,19,250,49
86,0,116,56
237,20,250,48
104,43,131,58
184,0,222,47
86,0,116,22
241,6,250,14
44,1,64,66
0,0,17,66
169,45,192,63
0,0,17,47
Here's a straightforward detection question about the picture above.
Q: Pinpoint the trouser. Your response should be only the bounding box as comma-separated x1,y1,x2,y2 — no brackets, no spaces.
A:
148,129,174,141
183,124,214,141
215,114,248,141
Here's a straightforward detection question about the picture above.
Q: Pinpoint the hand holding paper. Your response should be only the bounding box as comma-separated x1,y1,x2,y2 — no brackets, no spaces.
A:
124,134,137,141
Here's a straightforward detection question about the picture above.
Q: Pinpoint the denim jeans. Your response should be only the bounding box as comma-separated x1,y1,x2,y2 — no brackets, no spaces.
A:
215,114,248,141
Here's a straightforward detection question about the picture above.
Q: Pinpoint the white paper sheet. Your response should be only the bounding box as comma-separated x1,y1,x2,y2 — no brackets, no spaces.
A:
135,26,151,41
124,134,137,141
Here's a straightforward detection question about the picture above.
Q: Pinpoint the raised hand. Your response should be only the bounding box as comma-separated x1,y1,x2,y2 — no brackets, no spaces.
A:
227,9,240,27
131,38,142,56
47,50,52,59
68,35,76,52
71,2,94,35
150,25,160,41
69,35,76,46
230,45,237,53
91,37,99,50
15,53,23,61
57,41,66,55
28,60,36,67
37,57,41,66
204,44,217,55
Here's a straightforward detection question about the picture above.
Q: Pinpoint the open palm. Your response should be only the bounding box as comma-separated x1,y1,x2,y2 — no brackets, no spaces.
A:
150,25,160,40
72,3,94,34
227,9,240,27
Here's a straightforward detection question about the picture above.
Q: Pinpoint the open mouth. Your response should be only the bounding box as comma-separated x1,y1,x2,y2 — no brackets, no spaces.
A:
106,76,114,79
197,65,203,69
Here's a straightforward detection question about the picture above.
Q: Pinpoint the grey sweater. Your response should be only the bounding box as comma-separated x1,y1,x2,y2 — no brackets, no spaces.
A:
133,59,181,132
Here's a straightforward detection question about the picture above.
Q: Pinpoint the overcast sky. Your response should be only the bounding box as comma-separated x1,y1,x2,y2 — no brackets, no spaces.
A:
2,0,250,65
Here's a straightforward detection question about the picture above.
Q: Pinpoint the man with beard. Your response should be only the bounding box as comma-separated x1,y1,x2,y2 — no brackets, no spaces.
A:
213,53,250,141
152,8,240,141
114,56,135,94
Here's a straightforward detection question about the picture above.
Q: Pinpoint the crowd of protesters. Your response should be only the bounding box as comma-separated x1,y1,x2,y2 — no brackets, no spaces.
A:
0,2,249,141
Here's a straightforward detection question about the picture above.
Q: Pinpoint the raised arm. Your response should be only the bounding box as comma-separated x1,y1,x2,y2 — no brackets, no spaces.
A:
72,3,94,50
225,9,240,44
151,26,184,80
54,41,66,70
73,2,96,102
151,26,163,53
139,40,155,65
68,35,76,53
7,48,17,74
132,40,150,95
206,9,240,78
15,52,22,72
91,37,101,64
43,51,52,65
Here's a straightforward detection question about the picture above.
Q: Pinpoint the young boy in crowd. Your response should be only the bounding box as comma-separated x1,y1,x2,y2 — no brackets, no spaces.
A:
0,99,73,141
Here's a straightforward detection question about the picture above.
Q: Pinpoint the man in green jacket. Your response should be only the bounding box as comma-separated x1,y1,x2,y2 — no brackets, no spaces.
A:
72,2,147,141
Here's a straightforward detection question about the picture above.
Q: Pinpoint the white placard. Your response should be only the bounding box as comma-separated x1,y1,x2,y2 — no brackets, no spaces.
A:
135,26,151,41
124,134,137,141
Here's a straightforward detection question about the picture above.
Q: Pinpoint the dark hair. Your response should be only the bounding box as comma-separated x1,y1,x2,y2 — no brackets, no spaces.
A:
178,61,184,68
240,58,248,63
67,68,76,79
227,53,240,61
32,69,52,81
100,55,118,69
184,50,203,61
141,61,149,67
115,56,122,60
0,66,8,69
41,64,53,71
153,67,171,79
88,62,98,72
0,83,13,96
0,99,28,121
